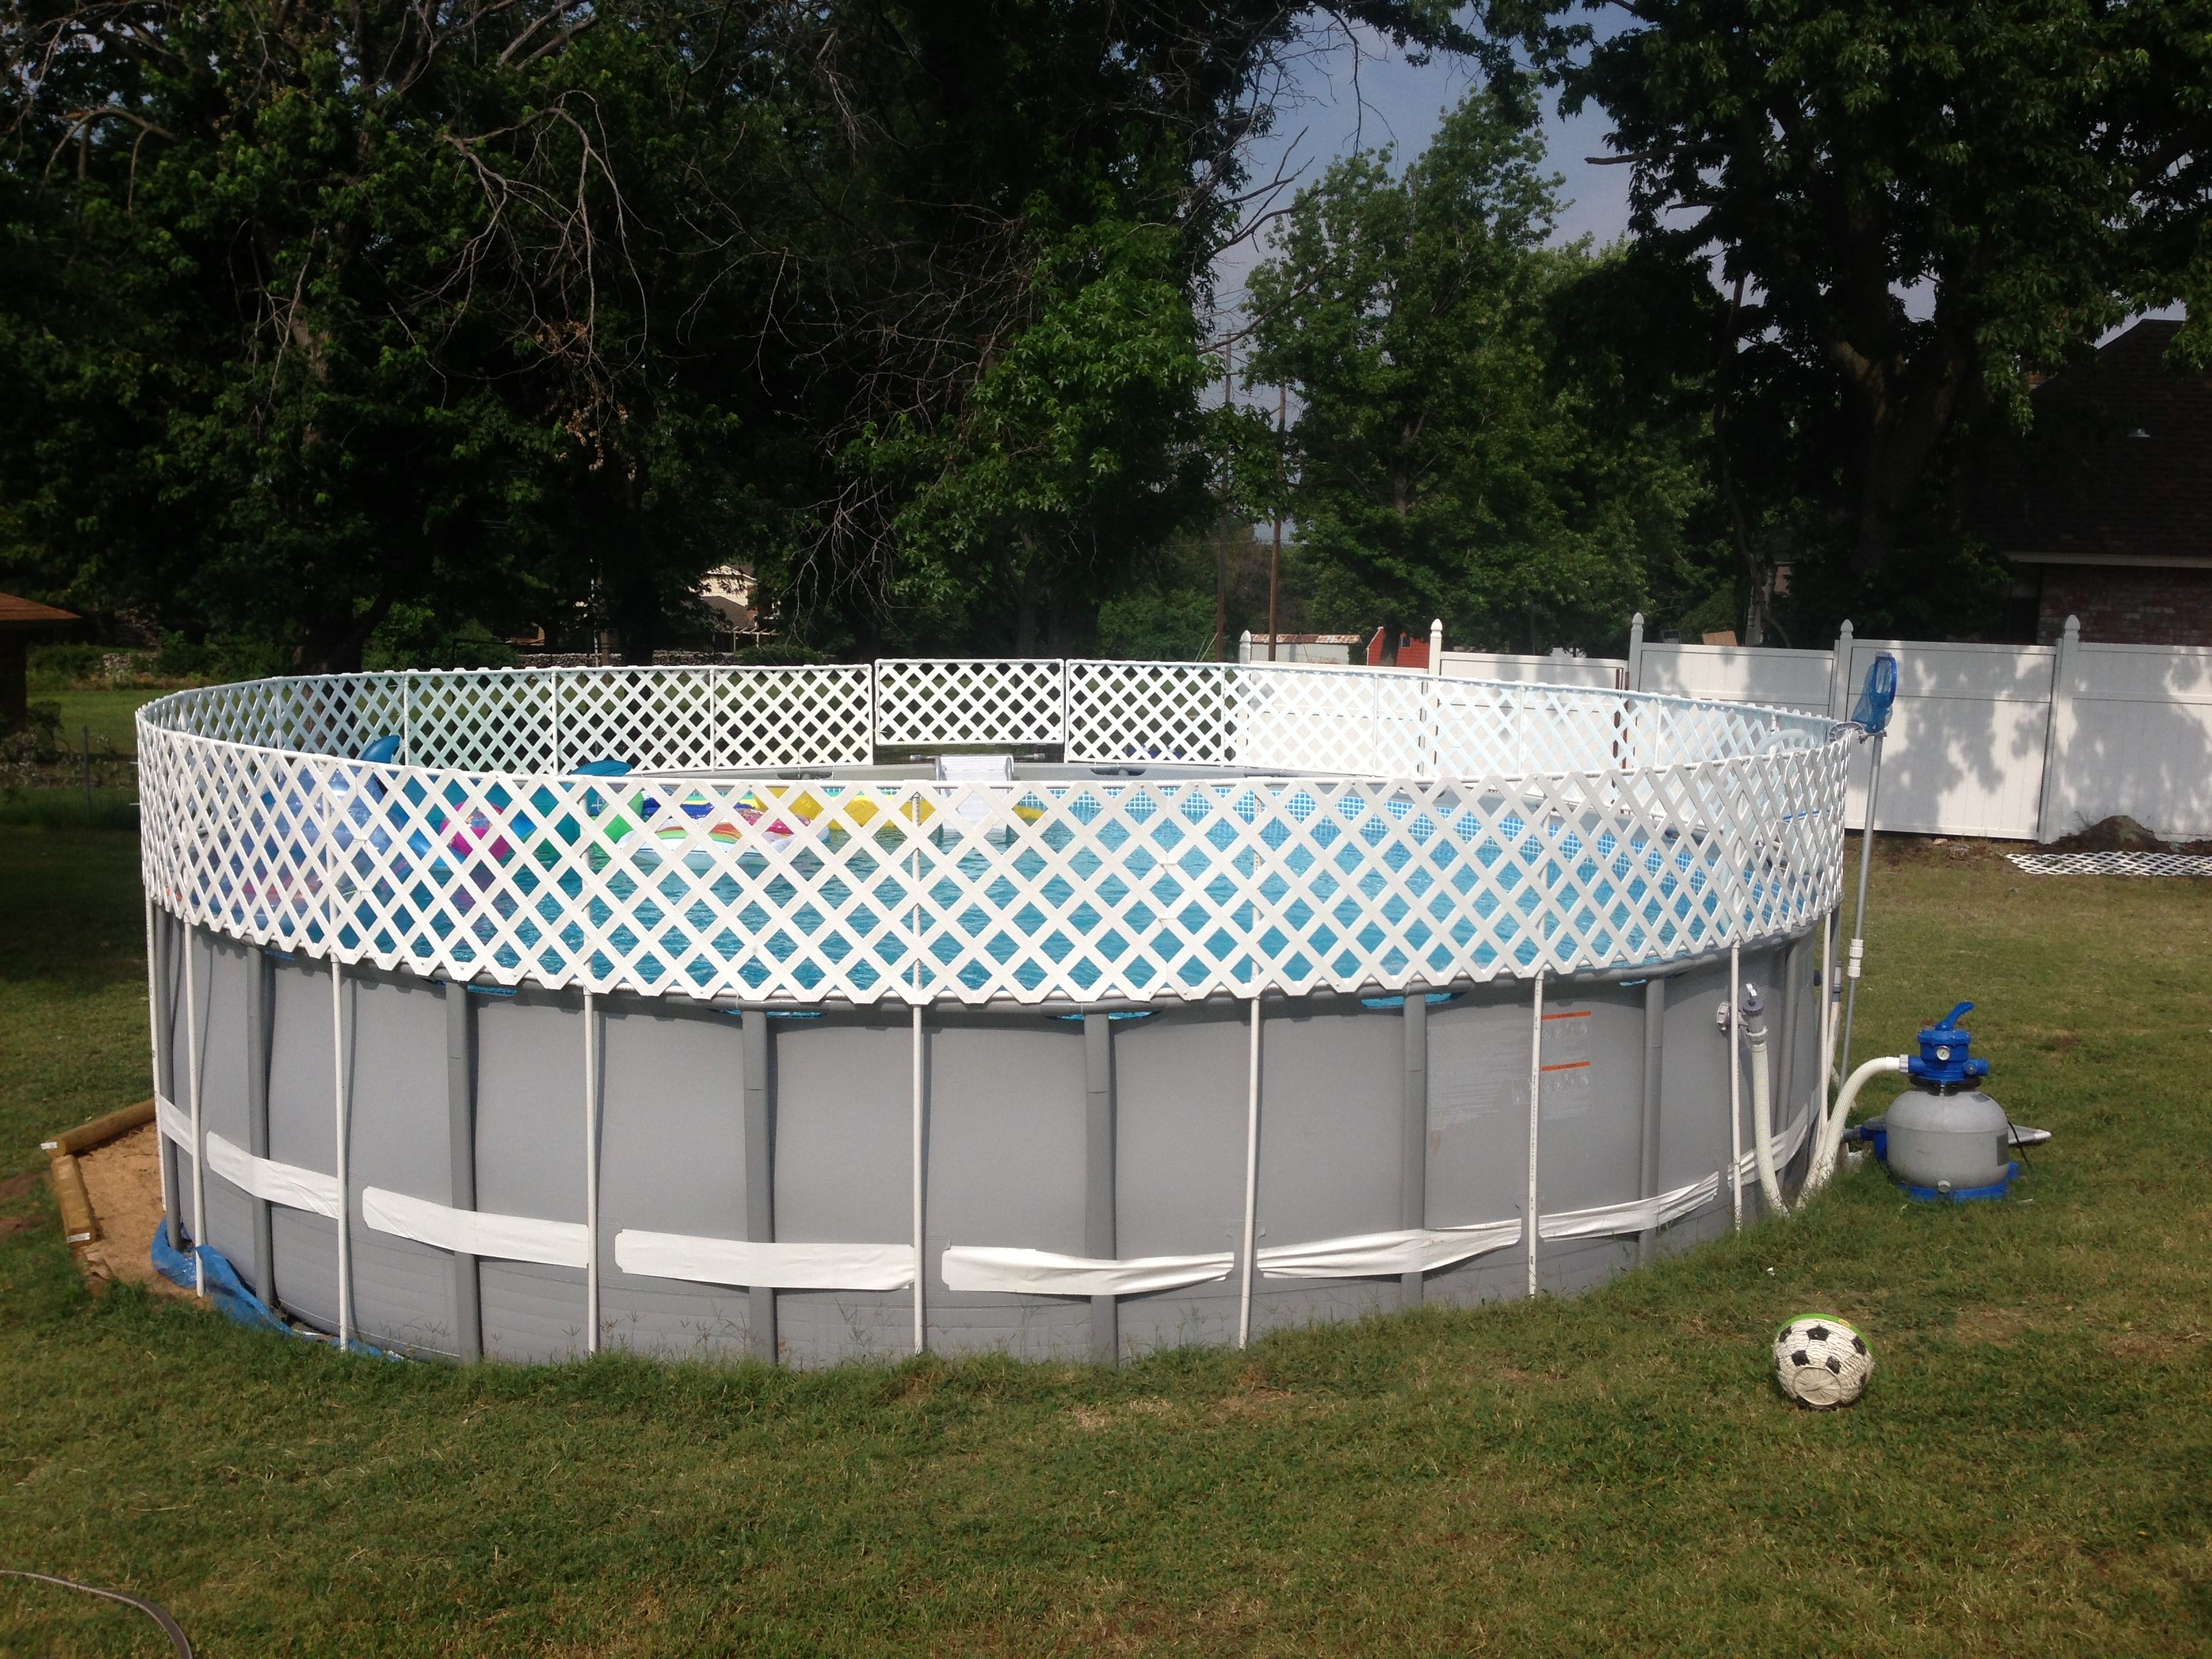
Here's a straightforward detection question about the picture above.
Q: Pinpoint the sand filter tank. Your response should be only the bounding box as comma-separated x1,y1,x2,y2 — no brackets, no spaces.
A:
1862,1002,2020,1200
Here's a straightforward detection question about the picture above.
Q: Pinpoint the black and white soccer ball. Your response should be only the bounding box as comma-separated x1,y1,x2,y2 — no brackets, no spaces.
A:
1773,1315,1872,1409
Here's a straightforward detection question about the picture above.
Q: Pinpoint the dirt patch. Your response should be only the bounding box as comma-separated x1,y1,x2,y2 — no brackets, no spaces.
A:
73,1122,184,1296
1951,1307,2031,1346
2107,1327,2207,1360
0,1170,40,1206
2043,815,2212,857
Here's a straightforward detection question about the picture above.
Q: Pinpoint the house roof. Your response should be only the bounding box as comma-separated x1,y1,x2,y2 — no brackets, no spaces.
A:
0,592,78,628
1971,319,2212,567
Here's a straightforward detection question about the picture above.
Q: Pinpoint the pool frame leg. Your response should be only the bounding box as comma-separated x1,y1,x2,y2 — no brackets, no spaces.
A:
1637,976,1665,1267
245,947,276,1309
445,983,482,1365
1399,991,1427,1311
1083,1013,1117,1367
152,908,183,1252
741,1010,776,1366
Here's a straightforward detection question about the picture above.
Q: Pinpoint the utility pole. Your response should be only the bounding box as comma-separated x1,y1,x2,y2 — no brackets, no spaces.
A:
1267,382,1285,661
1214,338,1231,662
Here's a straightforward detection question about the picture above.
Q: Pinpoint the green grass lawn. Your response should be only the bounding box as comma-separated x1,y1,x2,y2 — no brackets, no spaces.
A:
2,833,2209,1655
29,686,170,756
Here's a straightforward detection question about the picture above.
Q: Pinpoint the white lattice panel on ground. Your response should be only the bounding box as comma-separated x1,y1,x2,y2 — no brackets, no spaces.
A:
2006,851,2212,878
874,659,1065,750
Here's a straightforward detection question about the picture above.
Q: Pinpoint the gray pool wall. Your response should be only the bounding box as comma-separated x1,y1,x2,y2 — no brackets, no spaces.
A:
152,908,1820,1367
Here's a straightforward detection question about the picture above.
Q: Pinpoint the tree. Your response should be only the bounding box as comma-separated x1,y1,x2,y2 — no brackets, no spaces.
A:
1521,0,2212,605
0,0,1471,665
1244,88,1725,651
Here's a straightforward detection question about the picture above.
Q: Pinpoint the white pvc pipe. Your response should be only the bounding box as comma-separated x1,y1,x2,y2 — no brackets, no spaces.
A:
1237,996,1263,1347
1807,1054,1910,1196
912,1002,926,1355
183,926,205,1296
331,960,352,1350
143,897,171,1249
1818,905,1837,1120
1726,945,1742,1231
1525,970,1544,1296
583,989,600,1355
1746,1002,1784,1218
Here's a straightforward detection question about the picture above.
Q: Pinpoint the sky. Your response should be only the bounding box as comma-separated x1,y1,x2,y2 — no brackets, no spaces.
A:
1208,24,2184,360
1210,29,1634,319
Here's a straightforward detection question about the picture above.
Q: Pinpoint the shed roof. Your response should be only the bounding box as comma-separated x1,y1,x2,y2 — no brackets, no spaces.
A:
0,592,79,628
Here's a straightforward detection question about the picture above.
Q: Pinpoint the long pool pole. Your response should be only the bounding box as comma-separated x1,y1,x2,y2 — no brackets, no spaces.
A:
1839,729,1885,1080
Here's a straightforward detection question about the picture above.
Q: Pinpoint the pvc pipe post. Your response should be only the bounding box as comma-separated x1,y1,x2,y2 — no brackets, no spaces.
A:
183,929,205,1296
583,990,600,1355
143,897,175,1254
331,961,353,1350
1237,996,1263,1347
1526,970,1544,1296
1727,944,1742,1231
912,1002,926,1355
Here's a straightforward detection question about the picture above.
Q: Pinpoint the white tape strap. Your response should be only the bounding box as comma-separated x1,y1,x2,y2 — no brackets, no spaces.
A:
941,1246,1233,1296
364,1186,588,1269
205,1133,341,1219
615,1231,916,1291
1734,1105,1815,1189
1539,1174,1720,1241
157,1094,342,1219
1258,1222,1524,1280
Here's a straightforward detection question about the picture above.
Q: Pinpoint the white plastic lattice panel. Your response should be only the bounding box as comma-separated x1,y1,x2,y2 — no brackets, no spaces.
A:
1066,660,1239,766
1233,664,1432,779
724,665,873,767
400,671,558,772
552,668,729,773
138,665,1851,1006
874,659,1065,750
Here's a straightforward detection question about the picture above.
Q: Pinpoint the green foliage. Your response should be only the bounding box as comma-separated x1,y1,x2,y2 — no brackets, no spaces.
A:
0,2,1467,663
848,218,1218,653
1097,588,1222,662
1246,89,1726,652
362,607,520,674
1499,0,2212,626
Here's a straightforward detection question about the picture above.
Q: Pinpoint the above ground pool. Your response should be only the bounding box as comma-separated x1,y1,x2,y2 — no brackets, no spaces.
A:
136,658,1850,1366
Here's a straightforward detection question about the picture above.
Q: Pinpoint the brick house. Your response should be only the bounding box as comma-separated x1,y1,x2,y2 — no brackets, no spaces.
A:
1973,318,2212,646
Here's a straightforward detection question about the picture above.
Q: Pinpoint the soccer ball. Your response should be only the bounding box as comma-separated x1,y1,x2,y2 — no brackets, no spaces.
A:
1773,1315,1872,1409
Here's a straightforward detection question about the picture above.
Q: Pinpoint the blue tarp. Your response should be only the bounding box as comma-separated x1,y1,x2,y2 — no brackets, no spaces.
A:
149,1225,389,1357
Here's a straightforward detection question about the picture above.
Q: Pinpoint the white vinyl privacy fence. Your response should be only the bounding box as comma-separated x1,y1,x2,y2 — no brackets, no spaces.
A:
1441,614,2212,842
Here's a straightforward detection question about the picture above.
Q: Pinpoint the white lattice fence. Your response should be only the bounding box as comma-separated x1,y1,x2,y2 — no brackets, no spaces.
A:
874,659,1065,750
1065,659,1238,764
139,686,1849,1005
1234,663,1433,777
